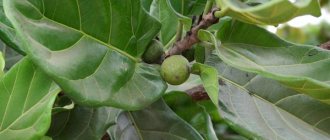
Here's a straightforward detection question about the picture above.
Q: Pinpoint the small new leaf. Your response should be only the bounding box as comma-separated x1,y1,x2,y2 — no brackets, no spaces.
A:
192,63,219,106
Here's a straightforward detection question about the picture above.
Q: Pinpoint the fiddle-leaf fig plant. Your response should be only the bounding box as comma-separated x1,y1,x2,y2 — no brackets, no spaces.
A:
0,0,329,139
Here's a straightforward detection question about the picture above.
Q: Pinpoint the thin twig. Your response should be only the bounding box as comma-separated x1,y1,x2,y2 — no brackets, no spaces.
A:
185,85,210,101
320,41,330,50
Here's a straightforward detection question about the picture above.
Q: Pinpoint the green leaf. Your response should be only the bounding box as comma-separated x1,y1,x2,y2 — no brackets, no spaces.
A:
197,29,220,62
0,0,25,54
141,0,154,11
206,55,330,139
164,92,219,140
216,19,330,104
190,107,218,140
0,58,61,140
195,44,206,63
0,51,4,76
164,91,221,122
150,0,191,46
52,95,74,115
215,0,321,25
109,99,204,140
0,44,23,70
168,0,207,16
4,0,167,110
47,105,120,140
192,63,219,106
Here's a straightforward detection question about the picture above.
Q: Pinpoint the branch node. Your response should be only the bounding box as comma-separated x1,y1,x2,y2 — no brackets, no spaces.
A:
165,8,220,57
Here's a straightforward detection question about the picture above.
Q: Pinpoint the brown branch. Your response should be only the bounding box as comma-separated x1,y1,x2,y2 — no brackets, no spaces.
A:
320,41,330,50
166,8,219,57
101,133,110,140
185,85,210,101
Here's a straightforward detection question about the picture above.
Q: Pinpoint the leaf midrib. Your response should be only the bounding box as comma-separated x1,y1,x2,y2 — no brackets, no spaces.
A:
24,1,138,62
217,74,330,137
0,84,59,134
221,44,330,85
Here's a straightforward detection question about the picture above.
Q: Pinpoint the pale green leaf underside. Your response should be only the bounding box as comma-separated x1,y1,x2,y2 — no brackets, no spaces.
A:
48,105,120,140
110,99,204,140
4,0,167,110
0,58,61,140
216,19,330,104
216,0,321,25
207,56,330,139
192,63,219,107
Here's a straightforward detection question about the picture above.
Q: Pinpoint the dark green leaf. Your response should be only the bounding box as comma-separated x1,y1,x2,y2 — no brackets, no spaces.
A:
141,0,154,11
109,99,204,140
4,0,167,110
47,105,120,140
195,44,206,63
164,92,220,140
206,55,330,139
168,0,207,16
52,95,74,115
164,91,221,123
216,19,330,104
190,108,218,140
0,58,61,140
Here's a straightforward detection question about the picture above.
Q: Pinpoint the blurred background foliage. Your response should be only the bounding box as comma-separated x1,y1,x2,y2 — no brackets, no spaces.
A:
276,0,330,46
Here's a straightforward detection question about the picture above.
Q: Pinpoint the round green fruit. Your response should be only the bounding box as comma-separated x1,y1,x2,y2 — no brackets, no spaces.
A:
161,55,190,85
142,40,164,64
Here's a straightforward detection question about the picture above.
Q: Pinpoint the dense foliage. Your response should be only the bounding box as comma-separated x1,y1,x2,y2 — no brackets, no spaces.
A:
0,0,329,139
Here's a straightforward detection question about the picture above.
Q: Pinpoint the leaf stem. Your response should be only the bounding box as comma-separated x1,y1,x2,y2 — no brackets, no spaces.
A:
203,0,214,17
214,8,228,18
175,22,183,41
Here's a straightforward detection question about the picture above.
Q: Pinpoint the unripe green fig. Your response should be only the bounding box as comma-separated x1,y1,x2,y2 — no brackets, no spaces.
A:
142,40,164,64
161,55,190,85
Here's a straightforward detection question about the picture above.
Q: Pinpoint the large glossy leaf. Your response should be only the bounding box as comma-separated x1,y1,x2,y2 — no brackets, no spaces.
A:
215,0,321,25
206,55,330,139
215,19,330,104
150,0,191,46
47,105,120,140
4,0,167,110
0,0,24,54
0,58,61,140
109,99,204,140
